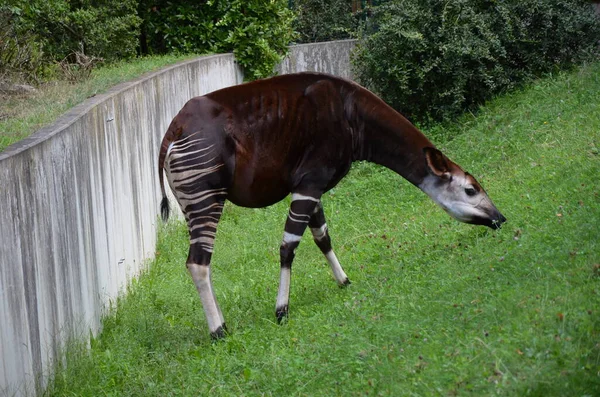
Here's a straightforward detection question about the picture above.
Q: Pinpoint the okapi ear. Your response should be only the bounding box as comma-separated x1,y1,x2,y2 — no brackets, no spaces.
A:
423,147,451,179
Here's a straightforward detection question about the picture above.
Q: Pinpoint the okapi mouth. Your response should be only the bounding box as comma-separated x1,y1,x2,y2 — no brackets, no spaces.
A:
469,213,507,229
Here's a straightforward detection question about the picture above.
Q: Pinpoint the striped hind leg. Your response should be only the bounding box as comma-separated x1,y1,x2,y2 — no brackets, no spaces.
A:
165,134,231,339
276,193,321,322
309,201,350,286
186,197,227,339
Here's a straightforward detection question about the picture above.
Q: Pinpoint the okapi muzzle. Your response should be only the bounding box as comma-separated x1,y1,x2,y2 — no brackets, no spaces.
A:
419,147,506,230
157,72,506,339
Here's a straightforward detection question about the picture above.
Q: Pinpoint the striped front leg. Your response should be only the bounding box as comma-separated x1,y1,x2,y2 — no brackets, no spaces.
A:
276,193,320,323
309,201,350,286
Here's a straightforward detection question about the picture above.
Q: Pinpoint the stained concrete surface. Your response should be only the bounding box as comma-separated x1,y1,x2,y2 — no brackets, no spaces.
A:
0,40,356,396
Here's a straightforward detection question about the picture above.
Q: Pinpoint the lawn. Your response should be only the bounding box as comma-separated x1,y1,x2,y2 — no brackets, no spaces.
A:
0,54,200,153
48,63,599,396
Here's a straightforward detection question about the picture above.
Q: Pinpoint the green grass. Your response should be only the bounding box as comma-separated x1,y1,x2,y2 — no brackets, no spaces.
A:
48,63,600,396
0,54,201,153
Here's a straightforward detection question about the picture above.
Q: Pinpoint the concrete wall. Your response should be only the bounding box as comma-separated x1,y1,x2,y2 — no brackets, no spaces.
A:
0,54,244,396
0,40,356,396
276,39,356,79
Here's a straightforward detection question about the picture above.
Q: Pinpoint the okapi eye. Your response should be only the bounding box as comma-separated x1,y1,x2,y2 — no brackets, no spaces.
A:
465,187,477,197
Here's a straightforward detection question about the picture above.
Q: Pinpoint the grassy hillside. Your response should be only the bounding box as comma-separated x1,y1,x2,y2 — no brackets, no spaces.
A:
48,63,599,396
0,54,199,153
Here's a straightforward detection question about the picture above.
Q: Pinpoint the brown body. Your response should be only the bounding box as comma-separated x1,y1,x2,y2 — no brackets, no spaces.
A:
158,72,506,339
160,73,433,207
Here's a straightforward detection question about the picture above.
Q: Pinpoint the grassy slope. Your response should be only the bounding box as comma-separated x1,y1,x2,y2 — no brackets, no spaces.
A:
48,64,599,396
0,54,200,153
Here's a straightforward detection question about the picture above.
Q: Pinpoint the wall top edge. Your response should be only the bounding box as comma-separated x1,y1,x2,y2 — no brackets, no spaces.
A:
0,53,235,163
288,39,357,49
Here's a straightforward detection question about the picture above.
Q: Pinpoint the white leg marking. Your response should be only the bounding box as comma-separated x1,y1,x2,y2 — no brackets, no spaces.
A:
189,221,219,233
187,264,224,333
325,250,348,285
289,209,312,223
291,193,320,203
188,236,216,250
276,267,291,310
310,223,328,240
283,231,302,244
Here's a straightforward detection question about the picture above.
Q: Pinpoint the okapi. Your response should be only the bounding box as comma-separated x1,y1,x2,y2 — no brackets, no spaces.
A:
158,72,506,339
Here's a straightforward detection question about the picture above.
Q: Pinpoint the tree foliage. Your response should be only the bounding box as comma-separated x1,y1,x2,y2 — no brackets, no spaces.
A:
139,0,296,80
352,0,600,123
291,0,358,43
0,5,45,82
7,0,141,63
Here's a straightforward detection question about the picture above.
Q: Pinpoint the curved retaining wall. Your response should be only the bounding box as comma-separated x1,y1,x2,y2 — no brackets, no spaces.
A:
0,40,356,396
277,39,356,78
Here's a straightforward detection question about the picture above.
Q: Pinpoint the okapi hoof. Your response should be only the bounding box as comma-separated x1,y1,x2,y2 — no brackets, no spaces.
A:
210,324,228,340
339,278,351,288
276,305,289,324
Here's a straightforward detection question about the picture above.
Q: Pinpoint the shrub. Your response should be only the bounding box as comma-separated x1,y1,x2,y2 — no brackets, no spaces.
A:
291,0,358,43
0,5,46,83
139,0,296,80
11,0,141,63
352,0,600,124
217,0,297,80
138,1,223,55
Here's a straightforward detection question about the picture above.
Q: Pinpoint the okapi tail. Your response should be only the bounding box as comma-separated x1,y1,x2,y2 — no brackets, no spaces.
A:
158,130,172,223
160,197,170,223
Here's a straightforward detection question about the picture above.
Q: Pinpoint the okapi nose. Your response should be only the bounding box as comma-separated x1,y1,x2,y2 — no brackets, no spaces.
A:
491,212,507,229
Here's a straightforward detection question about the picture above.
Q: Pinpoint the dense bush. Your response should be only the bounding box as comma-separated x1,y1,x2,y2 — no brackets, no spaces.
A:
352,0,600,123
291,0,358,43
0,5,45,83
139,0,296,80
7,0,141,63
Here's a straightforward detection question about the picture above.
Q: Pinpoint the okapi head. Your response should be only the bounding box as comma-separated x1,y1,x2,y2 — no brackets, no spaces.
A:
419,147,506,229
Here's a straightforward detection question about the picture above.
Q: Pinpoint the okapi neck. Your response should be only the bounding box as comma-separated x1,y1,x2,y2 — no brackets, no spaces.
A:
352,95,433,187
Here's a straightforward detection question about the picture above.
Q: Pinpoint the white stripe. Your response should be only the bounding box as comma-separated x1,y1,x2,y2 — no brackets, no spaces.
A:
170,145,215,159
291,193,320,203
283,232,302,244
290,209,311,220
276,267,291,309
325,250,348,285
288,211,311,224
169,157,219,174
189,222,218,232
189,214,220,223
186,202,224,217
170,138,206,153
173,163,223,184
166,142,175,158
175,187,227,202
173,131,203,145
189,236,216,249
169,132,204,148
310,223,328,240
187,264,224,331
168,139,209,158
